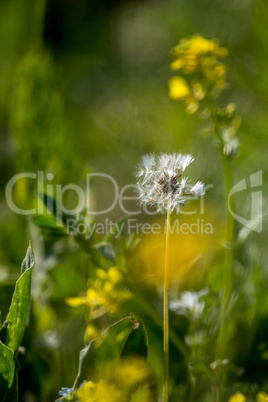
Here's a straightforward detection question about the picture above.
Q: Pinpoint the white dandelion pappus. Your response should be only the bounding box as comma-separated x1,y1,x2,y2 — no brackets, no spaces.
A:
136,153,205,213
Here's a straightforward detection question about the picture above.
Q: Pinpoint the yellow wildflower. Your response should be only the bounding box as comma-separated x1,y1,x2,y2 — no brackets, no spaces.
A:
66,266,130,332
168,76,191,99
201,60,227,88
75,358,150,402
76,380,121,402
188,36,216,54
257,391,268,402
170,35,228,111
66,296,87,307
108,267,122,284
228,392,246,402
96,268,107,280
172,35,228,59
76,381,96,401
170,59,184,71
102,281,114,294
183,55,197,73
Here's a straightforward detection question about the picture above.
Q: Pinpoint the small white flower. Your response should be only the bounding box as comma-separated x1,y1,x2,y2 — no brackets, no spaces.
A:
136,153,205,213
169,288,208,319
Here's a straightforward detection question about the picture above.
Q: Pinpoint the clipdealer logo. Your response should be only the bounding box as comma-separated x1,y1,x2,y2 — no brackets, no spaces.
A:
228,170,263,233
66,217,214,239
5,171,208,218
4,170,263,235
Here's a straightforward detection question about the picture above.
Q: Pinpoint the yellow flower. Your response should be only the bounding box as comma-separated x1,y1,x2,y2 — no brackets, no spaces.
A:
257,391,268,402
96,268,107,280
183,55,197,73
75,358,149,402
188,36,216,54
76,381,97,401
170,59,184,71
172,36,228,63
66,266,130,331
169,76,200,113
66,296,87,307
187,35,228,58
103,281,114,293
170,35,228,109
202,61,227,88
86,288,99,301
168,77,191,99
76,380,122,402
108,267,122,284
228,392,246,402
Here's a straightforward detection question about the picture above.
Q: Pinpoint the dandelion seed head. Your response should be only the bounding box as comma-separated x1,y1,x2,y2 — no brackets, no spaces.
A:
136,153,204,213
190,181,205,196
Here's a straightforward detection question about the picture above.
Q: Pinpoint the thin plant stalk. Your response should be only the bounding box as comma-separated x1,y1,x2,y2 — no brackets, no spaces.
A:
163,210,171,402
216,155,235,382
210,110,235,399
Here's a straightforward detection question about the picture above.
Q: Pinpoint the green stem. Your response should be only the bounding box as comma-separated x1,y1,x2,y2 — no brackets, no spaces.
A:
208,106,235,399
216,154,235,379
163,210,171,402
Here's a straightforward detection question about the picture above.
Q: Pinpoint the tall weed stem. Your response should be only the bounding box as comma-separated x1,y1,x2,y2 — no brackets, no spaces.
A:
163,210,171,402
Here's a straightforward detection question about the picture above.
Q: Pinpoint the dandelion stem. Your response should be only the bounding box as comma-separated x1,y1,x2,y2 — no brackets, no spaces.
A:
163,210,171,402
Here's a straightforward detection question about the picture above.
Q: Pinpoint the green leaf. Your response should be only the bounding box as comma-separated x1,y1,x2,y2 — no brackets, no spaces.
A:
0,342,18,402
6,242,35,353
33,215,66,232
39,192,75,226
0,343,15,390
21,241,35,274
73,314,147,389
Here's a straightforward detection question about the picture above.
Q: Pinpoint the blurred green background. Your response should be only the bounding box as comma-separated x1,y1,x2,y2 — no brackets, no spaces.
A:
0,0,268,401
